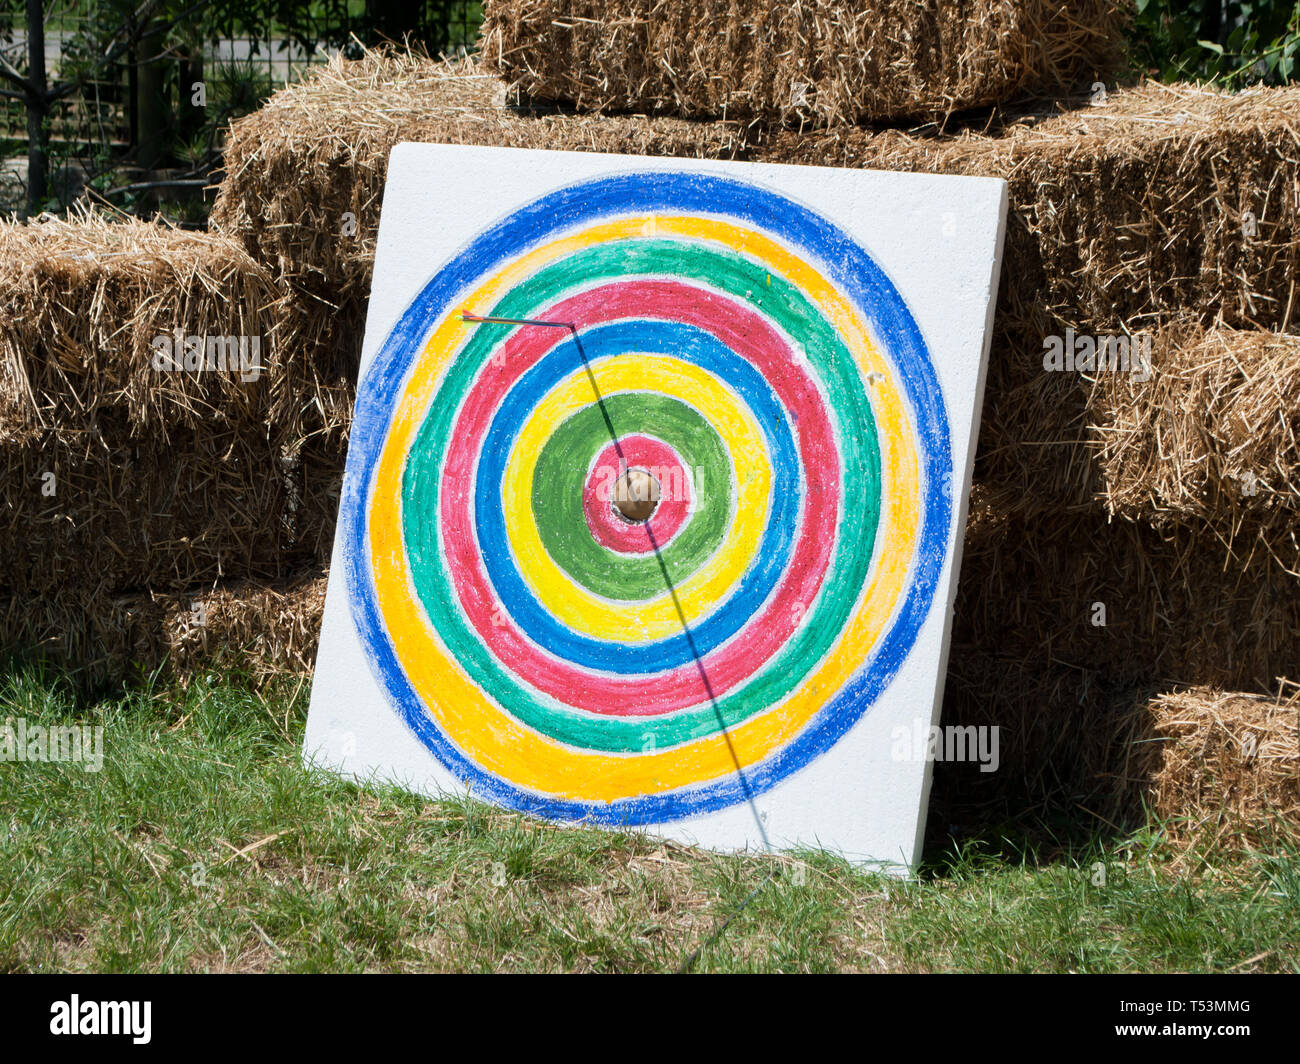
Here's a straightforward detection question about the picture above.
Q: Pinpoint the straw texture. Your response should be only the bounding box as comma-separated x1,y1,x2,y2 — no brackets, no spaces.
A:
482,0,1131,125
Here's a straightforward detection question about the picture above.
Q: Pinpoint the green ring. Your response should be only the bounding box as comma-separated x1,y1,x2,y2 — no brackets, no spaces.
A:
531,393,734,602
402,237,881,752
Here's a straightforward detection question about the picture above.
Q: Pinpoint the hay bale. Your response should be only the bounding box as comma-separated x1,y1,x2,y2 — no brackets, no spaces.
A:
0,415,338,599
0,589,170,690
0,212,349,600
482,0,1131,125
976,320,1300,532
762,83,1300,530
0,571,327,689
0,212,280,440
971,320,1102,519
932,647,1153,829
210,49,749,438
955,493,1300,694
936,496,1300,827
1092,324,1300,529
935,671,1300,843
162,571,327,680
763,81,1300,338
1132,686,1299,847
215,69,1300,514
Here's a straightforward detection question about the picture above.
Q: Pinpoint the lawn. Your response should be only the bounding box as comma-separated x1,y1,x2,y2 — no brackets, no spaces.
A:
0,661,1296,973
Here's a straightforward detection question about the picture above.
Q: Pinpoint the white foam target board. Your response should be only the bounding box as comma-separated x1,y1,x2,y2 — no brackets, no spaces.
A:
304,144,1007,871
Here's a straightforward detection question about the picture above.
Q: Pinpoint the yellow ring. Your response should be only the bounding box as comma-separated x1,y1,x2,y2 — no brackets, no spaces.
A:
369,215,920,799
502,355,769,640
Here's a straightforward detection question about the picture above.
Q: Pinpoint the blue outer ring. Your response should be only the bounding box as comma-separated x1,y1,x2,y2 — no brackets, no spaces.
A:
341,169,952,825
472,318,801,671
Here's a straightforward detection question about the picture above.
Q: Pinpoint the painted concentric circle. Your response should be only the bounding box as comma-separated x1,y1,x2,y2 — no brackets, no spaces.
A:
579,434,696,557
343,171,952,824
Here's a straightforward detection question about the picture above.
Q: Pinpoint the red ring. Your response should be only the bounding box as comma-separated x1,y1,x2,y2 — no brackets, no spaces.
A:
435,278,841,716
583,436,692,555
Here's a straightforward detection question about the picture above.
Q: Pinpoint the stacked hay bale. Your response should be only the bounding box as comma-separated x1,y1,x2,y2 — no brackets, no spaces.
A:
482,0,1131,125
4,52,749,687
934,488,1300,832
0,214,331,685
763,83,1300,521
206,40,1298,834
765,88,1300,829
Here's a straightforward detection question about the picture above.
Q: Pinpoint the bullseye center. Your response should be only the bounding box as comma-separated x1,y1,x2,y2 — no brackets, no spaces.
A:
612,468,661,523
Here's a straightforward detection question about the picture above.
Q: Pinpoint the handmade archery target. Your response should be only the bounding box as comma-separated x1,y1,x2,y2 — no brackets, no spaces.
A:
306,146,1007,866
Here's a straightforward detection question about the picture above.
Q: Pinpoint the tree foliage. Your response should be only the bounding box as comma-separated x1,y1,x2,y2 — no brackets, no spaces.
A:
1133,0,1300,87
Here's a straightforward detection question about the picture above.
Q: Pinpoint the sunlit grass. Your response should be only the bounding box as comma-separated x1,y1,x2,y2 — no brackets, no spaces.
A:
0,660,1295,973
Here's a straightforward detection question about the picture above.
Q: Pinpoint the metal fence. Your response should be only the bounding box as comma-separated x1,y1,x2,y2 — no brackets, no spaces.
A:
1,1,483,211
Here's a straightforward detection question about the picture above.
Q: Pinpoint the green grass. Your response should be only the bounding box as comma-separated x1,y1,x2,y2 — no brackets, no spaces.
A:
0,660,1296,973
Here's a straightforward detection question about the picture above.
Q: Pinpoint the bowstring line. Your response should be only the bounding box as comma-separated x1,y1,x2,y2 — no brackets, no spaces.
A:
565,322,772,853
459,313,772,850
462,313,777,972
